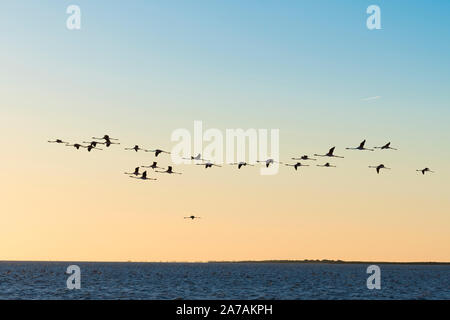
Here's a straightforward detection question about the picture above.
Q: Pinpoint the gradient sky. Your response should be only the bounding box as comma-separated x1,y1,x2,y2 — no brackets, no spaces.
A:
1,1,449,262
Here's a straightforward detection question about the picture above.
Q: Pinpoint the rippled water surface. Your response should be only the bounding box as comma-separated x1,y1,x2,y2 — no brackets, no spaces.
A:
0,262,448,299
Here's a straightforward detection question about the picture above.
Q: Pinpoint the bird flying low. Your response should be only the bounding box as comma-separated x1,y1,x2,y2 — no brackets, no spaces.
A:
184,215,201,220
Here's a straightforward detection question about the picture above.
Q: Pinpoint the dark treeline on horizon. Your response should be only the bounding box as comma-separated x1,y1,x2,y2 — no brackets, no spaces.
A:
206,260,450,265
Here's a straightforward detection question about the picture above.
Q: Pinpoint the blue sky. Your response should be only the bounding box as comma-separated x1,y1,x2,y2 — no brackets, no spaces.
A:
2,0,450,164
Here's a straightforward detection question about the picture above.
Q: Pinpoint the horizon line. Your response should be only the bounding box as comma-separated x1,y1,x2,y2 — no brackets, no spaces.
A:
1,259,449,265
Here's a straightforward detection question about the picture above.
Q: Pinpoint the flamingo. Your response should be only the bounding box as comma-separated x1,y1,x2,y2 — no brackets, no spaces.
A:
256,159,283,168
317,162,336,168
184,216,201,220
285,162,309,171
291,155,316,161
156,166,182,175
83,141,101,148
374,142,397,150
66,143,85,150
141,162,163,170
129,171,157,181
417,168,435,175
92,135,119,142
102,140,120,147
48,139,68,144
314,147,344,158
125,145,150,152
369,164,391,174
229,162,254,169
146,149,171,157
130,171,156,180
346,140,374,151
86,145,102,152
197,162,222,169
125,167,140,176
182,153,209,161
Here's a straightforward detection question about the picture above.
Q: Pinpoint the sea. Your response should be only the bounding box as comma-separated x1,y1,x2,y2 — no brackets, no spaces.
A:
0,262,448,300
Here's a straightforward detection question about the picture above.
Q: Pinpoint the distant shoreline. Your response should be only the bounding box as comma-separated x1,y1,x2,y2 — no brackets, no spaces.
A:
1,259,449,265
207,260,450,265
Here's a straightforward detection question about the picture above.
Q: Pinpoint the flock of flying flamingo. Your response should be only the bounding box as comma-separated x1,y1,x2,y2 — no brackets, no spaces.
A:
49,136,435,219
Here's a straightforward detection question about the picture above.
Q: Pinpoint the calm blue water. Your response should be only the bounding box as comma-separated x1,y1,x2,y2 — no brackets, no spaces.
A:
0,262,448,299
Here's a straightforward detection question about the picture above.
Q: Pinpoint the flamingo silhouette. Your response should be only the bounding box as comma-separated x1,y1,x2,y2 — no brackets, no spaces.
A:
83,141,101,148
146,149,170,157
256,159,283,168
314,147,344,158
184,215,200,220
317,162,336,168
125,167,140,176
182,153,209,161
129,171,157,181
374,142,397,150
417,168,435,175
156,166,182,174
369,164,391,174
197,162,222,169
66,143,85,150
91,135,120,147
141,162,163,170
230,162,254,169
291,155,316,161
48,139,68,144
102,140,120,147
125,145,150,152
346,140,374,151
285,162,309,170
86,145,102,152
92,135,119,142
